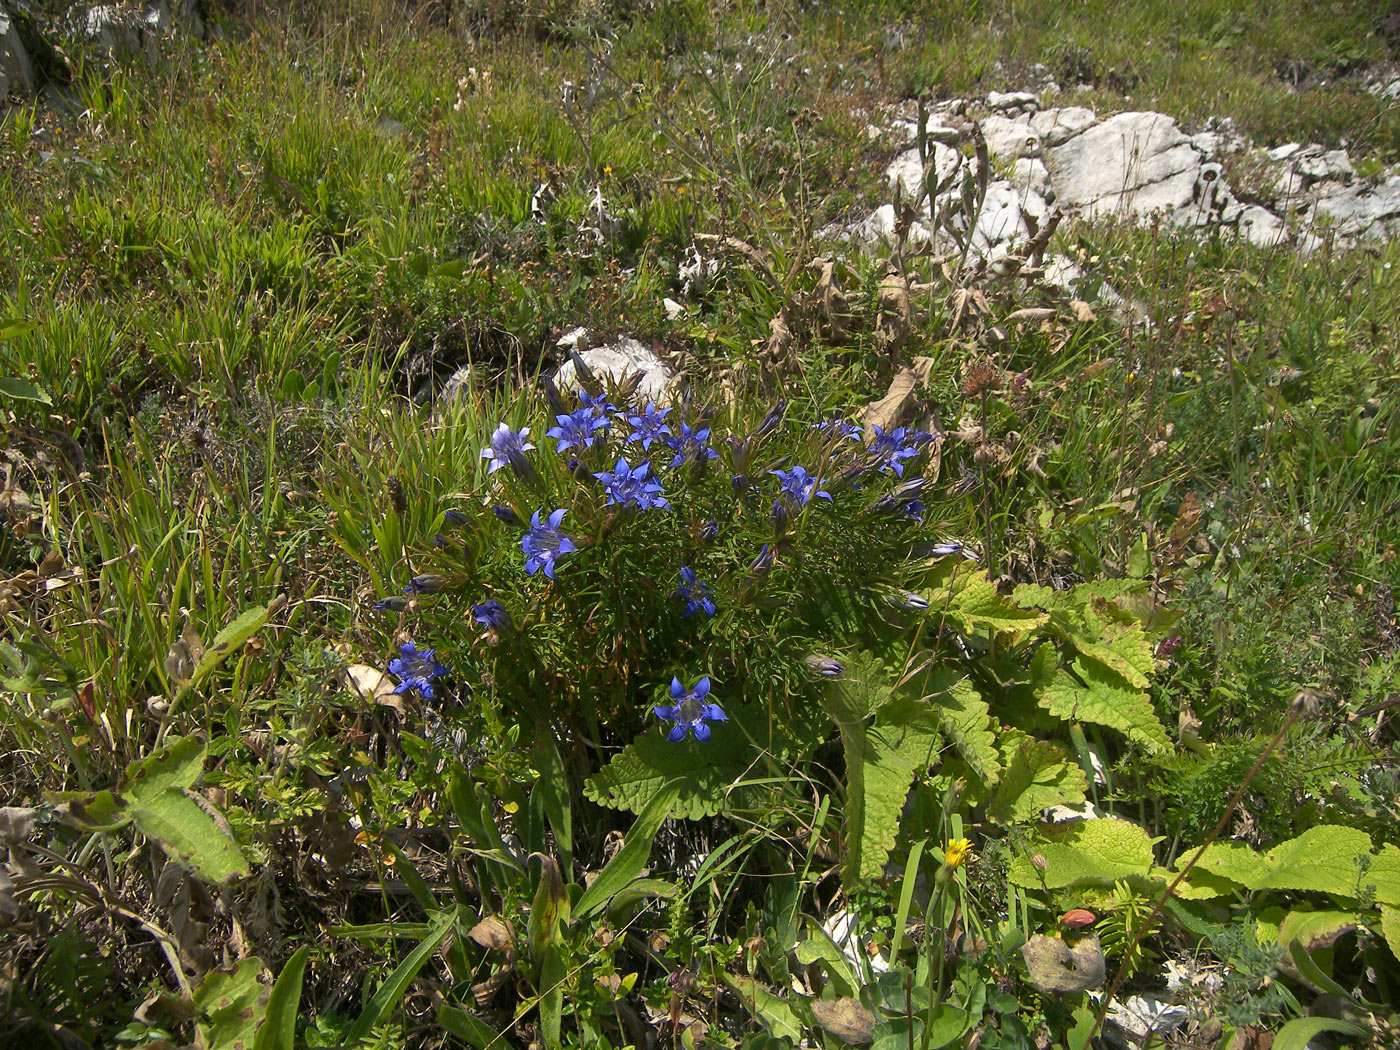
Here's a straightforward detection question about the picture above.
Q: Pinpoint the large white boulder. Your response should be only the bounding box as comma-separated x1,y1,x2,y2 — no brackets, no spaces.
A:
0,8,35,98
1046,111,1207,222
553,332,675,406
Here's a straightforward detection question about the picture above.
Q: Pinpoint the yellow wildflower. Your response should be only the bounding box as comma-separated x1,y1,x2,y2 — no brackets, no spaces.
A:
943,838,974,870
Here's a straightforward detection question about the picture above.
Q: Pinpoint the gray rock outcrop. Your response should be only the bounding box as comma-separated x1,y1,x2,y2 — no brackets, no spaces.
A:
0,7,35,98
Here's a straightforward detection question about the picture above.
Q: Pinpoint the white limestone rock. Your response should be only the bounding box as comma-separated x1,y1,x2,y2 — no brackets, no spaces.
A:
0,9,35,98
84,5,144,55
1029,106,1097,147
886,141,964,200
1309,175,1400,238
553,334,675,406
1010,157,1054,200
1237,205,1289,248
980,113,1041,162
986,90,1038,114
1046,111,1206,222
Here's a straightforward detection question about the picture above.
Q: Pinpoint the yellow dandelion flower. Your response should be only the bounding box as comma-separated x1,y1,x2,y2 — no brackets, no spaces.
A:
943,838,974,870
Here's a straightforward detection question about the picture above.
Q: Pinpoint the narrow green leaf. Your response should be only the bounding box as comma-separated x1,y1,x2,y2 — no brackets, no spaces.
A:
254,947,307,1050
192,600,282,684
537,944,566,1050
532,733,573,875
574,781,679,920
384,842,438,915
438,1004,502,1049
1271,1017,1369,1050
722,974,803,1044
343,915,455,1045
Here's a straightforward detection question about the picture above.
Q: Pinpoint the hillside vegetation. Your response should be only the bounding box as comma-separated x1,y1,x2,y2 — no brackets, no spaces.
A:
1,3,1398,1049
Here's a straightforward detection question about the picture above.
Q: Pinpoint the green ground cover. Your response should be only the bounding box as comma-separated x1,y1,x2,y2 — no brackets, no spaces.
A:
2,2,1398,1048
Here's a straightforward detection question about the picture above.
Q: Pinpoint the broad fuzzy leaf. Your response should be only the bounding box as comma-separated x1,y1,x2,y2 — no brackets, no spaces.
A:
124,735,206,794
927,677,1001,788
1073,604,1156,690
1378,905,1400,961
1040,659,1170,753
842,698,941,885
1008,818,1159,889
948,575,1047,637
194,958,270,1050
988,735,1087,824
128,788,250,883
1185,826,1400,904
584,734,741,819
820,650,892,725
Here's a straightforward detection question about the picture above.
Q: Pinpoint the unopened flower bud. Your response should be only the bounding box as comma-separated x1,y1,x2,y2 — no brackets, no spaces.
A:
804,655,844,677
405,573,448,595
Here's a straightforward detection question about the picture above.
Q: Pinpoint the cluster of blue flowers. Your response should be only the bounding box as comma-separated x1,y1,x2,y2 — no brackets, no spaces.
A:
379,387,976,746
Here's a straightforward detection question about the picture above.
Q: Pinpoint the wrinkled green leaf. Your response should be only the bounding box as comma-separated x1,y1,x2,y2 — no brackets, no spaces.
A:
988,735,1087,824
1040,659,1169,753
194,958,269,1050
1008,818,1159,889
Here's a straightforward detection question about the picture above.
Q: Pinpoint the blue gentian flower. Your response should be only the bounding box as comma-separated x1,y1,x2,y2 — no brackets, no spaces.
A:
491,504,522,526
755,399,786,437
749,543,774,574
653,676,726,742
579,388,616,419
699,519,720,543
522,508,578,579
771,466,833,508
812,418,863,442
872,477,927,521
388,642,449,699
626,402,672,449
472,599,511,632
480,423,536,475
443,509,471,526
676,566,716,618
369,595,410,612
594,457,670,510
547,409,610,453
666,424,719,468
888,591,930,611
867,425,921,477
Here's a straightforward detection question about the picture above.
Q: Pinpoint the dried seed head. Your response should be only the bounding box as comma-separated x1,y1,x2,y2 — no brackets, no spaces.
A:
961,358,1003,398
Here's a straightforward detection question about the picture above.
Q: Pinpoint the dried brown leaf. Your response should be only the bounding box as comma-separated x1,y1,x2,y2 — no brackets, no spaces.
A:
862,367,919,435
811,998,876,1045
1021,933,1105,994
